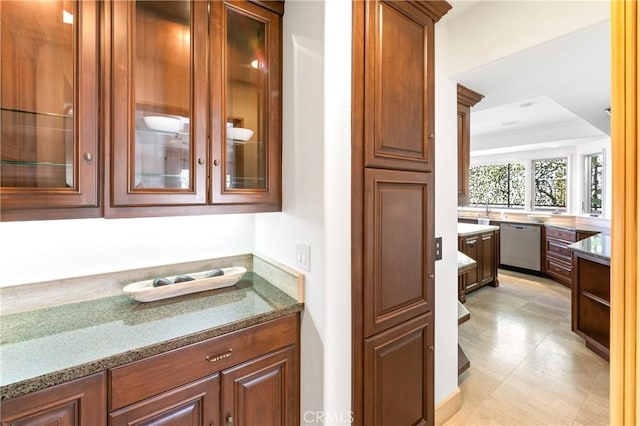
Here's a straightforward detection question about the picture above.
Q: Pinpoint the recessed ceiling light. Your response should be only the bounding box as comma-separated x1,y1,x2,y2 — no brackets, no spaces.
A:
501,121,518,127
519,102,535,108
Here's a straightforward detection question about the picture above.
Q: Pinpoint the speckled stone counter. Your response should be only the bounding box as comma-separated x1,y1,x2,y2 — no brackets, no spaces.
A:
459,215,610,234
0,272,303,401
457,222,500,237
457,251,477,275
568,233,611,263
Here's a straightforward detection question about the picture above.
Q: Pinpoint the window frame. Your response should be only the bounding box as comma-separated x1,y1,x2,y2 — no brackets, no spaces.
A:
582,151,604,216
468,161,526,210
531,156,569,213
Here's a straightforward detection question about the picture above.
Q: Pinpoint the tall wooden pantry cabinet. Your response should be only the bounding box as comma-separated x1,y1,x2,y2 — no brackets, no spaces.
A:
352,1,451,425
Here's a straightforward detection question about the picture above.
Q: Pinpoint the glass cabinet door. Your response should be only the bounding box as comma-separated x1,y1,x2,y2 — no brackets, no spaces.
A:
211,1,281,205
110,0,207,207
1,0,99,213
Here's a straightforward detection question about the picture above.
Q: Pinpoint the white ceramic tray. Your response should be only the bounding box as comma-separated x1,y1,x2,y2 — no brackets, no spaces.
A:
123,267,247,302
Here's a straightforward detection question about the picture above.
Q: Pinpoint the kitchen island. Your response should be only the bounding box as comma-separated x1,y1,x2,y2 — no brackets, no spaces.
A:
568,233,611,360
457,223,500,302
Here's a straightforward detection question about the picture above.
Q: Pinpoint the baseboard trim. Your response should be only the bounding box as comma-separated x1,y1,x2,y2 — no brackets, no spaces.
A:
435,387,461,426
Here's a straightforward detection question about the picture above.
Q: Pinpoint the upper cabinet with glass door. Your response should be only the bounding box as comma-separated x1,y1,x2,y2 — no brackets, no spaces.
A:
108,0,282,216
0,0,99,220
211,1,281,206
109,0,208,209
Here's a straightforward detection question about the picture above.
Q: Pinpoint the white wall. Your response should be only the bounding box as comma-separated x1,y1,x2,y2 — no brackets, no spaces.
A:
254,0,352,423
434,18,463,405
446,0,610,76
0,214,255,287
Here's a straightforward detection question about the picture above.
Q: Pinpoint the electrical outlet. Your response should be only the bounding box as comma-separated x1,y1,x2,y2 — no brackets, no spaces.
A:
296,243,310,272
435,237,442,260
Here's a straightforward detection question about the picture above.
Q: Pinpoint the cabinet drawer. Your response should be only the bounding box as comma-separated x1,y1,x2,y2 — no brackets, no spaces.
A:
546,257,572,281
109,314,298,411
546,238,572,260
545,226,575,242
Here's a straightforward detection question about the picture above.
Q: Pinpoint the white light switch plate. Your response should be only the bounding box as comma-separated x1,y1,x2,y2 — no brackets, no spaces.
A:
296,243,310,272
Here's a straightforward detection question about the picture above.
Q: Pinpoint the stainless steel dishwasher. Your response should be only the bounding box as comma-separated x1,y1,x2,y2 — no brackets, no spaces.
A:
500,223,541,271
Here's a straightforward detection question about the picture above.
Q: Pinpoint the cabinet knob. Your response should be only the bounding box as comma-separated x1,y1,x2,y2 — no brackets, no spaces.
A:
198,157,205,165
214,159,220,166
83,152,93,161
428,345,434,351
428,273,435,279
428,134,434,139
226,416,233,424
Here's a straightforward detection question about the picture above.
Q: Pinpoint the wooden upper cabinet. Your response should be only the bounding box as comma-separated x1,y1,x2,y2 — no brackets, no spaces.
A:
109,0,208,208
0,0,100,220
364,168,435,337
364,0,436,172
210,1,282,206
457,84,484,206
107,0,282,215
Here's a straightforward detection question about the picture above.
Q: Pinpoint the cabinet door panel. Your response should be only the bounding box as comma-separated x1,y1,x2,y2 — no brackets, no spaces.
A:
479,233,494,284
210,1,281,206
109,374,219,426
364,169,434,337
221,346,298,426
1,373,105,426
364,0,434,171
1,0,99,213
457,107,469,205
110,0,208,207
459,236,479,291
364,313,433,426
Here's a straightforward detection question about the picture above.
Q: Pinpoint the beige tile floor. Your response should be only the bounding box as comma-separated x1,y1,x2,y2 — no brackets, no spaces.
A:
445,269,610,426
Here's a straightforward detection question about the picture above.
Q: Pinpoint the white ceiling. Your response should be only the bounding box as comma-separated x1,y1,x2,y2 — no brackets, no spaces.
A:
451,10,611,152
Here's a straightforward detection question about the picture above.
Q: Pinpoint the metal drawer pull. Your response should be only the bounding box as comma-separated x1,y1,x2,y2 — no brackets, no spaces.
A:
206,349,232,362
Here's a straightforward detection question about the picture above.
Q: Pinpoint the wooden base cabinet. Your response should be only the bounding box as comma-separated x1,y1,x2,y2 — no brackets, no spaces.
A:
221,346,298,426
572,252,610,361
544,227,576,287
1,315,299,426
109,375,220,426
458,230,499,302
108,315,299,426
364,313,434,426
0,373,106,426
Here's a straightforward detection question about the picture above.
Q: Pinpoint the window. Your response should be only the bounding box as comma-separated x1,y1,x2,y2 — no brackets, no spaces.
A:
583,153,603,215
533,158,567,211
469,163,525,208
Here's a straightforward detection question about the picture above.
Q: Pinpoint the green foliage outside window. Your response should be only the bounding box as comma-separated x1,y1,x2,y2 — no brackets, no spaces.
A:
533,158,567,209
469,163,525,208
584,153,603,214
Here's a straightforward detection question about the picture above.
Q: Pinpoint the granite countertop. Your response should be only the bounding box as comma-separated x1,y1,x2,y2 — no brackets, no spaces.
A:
0,272,303,400
457,222,500,237
545,222,606,233
458,215,608,233
568,233,612,263
457,251,477,275
459,215,544,227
